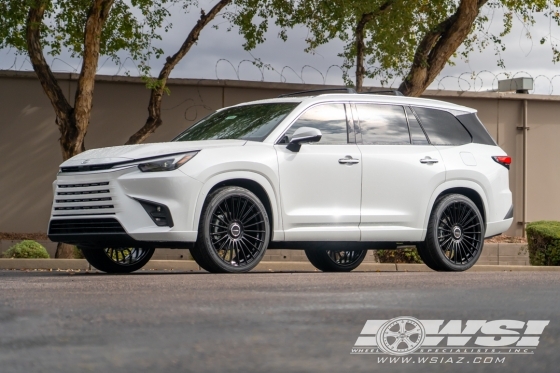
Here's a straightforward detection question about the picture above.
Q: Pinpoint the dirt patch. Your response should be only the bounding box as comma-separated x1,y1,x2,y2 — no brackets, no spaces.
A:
0,232,50,241
484,234,527,244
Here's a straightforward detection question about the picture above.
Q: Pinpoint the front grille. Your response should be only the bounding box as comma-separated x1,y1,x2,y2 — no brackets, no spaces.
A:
49,218,125,234
58,190,110,196
58,182,109,188
53,181,116,216
54,205,114,211
56,197,111,203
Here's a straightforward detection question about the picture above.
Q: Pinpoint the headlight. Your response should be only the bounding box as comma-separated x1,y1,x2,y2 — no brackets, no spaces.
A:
138,152,198,172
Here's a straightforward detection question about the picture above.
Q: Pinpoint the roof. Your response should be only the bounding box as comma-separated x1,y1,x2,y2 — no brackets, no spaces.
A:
232,93,477,114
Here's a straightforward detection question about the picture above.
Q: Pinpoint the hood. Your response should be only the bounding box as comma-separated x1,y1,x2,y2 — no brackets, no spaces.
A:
60,140,247,167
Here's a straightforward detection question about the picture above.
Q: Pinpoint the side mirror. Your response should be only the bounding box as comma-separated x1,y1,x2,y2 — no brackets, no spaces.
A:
287,127,322,152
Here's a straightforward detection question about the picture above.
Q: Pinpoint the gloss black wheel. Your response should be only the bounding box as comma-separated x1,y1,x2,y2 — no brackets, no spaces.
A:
191,186,270,273
421,194,484,271
81,247,155,273
305,248,367,272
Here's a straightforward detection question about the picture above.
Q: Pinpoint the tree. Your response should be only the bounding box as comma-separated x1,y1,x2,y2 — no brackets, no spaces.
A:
126,0,232,145
0,0,180,257
241,0,560,96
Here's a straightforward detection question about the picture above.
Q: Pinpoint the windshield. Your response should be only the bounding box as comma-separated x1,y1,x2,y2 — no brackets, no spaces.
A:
174,103,299,142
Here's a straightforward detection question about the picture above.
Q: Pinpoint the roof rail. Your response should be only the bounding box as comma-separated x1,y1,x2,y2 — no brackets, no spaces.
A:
361,90,404,96
278,87,356,98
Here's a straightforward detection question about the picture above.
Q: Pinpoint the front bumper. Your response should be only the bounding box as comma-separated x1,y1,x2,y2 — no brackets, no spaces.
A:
47,167,203,247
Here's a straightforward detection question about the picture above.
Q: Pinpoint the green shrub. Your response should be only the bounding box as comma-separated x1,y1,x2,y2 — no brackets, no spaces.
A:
73,246,84,259
526,221,560,266
2,240,50,259
377,247,423,264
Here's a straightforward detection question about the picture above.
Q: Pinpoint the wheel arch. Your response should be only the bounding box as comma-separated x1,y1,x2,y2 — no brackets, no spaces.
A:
192,172,282,240
422,181,489,240
436,187,486,223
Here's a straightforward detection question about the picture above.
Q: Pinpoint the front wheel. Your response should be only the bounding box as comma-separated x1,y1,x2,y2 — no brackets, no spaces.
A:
305,248,367,272
190,186,271,273
420,194,485,271
81,247,155,273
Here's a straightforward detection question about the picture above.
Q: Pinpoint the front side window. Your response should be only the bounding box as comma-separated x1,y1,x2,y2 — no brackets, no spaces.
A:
356,104,410,145
413,107,472,145
174,103,299,142
281,103,349,145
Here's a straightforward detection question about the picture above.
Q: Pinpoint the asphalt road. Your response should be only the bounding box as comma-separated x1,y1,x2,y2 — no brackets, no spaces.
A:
1,270,559,373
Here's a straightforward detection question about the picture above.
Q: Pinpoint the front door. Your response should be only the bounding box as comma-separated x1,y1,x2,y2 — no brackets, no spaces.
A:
354,103,446,241
275,103,362,241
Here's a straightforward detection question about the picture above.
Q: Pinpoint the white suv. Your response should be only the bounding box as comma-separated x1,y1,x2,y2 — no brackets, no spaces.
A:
48,89,513,273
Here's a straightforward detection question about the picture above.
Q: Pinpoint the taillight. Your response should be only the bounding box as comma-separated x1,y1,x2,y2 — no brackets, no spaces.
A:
492,156,512,169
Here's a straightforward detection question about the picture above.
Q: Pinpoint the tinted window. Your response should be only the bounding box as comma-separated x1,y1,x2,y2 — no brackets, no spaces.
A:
456,113,496,145
283,104,349,145
413,107,472,145
405,107,429,145
174,103,298,142
356,104,410,145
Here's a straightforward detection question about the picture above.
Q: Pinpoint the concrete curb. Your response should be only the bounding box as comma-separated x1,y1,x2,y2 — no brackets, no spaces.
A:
1,259,559,272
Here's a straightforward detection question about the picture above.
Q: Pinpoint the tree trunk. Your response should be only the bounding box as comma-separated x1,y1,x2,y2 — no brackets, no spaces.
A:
126,0,231,145
54,243,76,259
26,0,114,258
72,0,114,153
398,0,488,97
354,1,394,92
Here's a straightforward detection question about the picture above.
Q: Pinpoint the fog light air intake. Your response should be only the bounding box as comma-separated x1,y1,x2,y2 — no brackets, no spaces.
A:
136,199,174,227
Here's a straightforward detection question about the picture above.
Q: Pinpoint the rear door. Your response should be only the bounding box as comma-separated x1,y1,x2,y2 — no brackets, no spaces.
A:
275,103,362,241
411,107,474,182
355,104,446,241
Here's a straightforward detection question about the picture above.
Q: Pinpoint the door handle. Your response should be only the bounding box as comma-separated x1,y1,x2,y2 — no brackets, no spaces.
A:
339,155,360,165
420,156,439,164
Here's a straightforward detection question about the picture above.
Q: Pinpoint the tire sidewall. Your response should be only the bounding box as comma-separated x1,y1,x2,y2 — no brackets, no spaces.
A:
428,194,485,271
200,187,270,273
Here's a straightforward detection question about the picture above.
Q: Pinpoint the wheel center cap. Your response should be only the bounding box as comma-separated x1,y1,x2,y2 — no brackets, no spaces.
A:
453,226,462,239
229,223,242,238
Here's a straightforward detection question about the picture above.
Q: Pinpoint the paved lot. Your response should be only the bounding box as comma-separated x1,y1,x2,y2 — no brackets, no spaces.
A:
0,270,559,373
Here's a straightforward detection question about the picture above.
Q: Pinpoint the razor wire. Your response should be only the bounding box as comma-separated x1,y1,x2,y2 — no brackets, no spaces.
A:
3,53,560,96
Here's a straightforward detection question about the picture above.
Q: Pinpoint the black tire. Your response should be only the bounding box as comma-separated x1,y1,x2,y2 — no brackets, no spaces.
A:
415,242,442,271
190,186,270,273
305,248,367,272
421,194,485,272
81,247,155,273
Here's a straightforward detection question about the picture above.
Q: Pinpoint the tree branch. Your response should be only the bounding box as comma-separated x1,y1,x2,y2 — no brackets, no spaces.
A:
126,0,232,145
398,0,489,96
26,1,73,131
355,1,394,92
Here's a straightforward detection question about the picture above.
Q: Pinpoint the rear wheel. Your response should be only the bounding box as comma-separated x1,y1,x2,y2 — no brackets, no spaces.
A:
420,194,484,272
190,186,270,273
81,247,155,273
305,248,367,272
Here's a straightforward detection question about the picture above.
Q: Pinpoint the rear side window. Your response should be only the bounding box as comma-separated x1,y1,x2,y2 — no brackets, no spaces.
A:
356,104,410,145
413,107,472,145
283,103,349,145
455,113,496,145
405,107,429,145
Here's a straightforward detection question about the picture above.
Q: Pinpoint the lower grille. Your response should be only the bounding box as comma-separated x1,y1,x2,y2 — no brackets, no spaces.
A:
49,218,125,235
53,181,116,216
